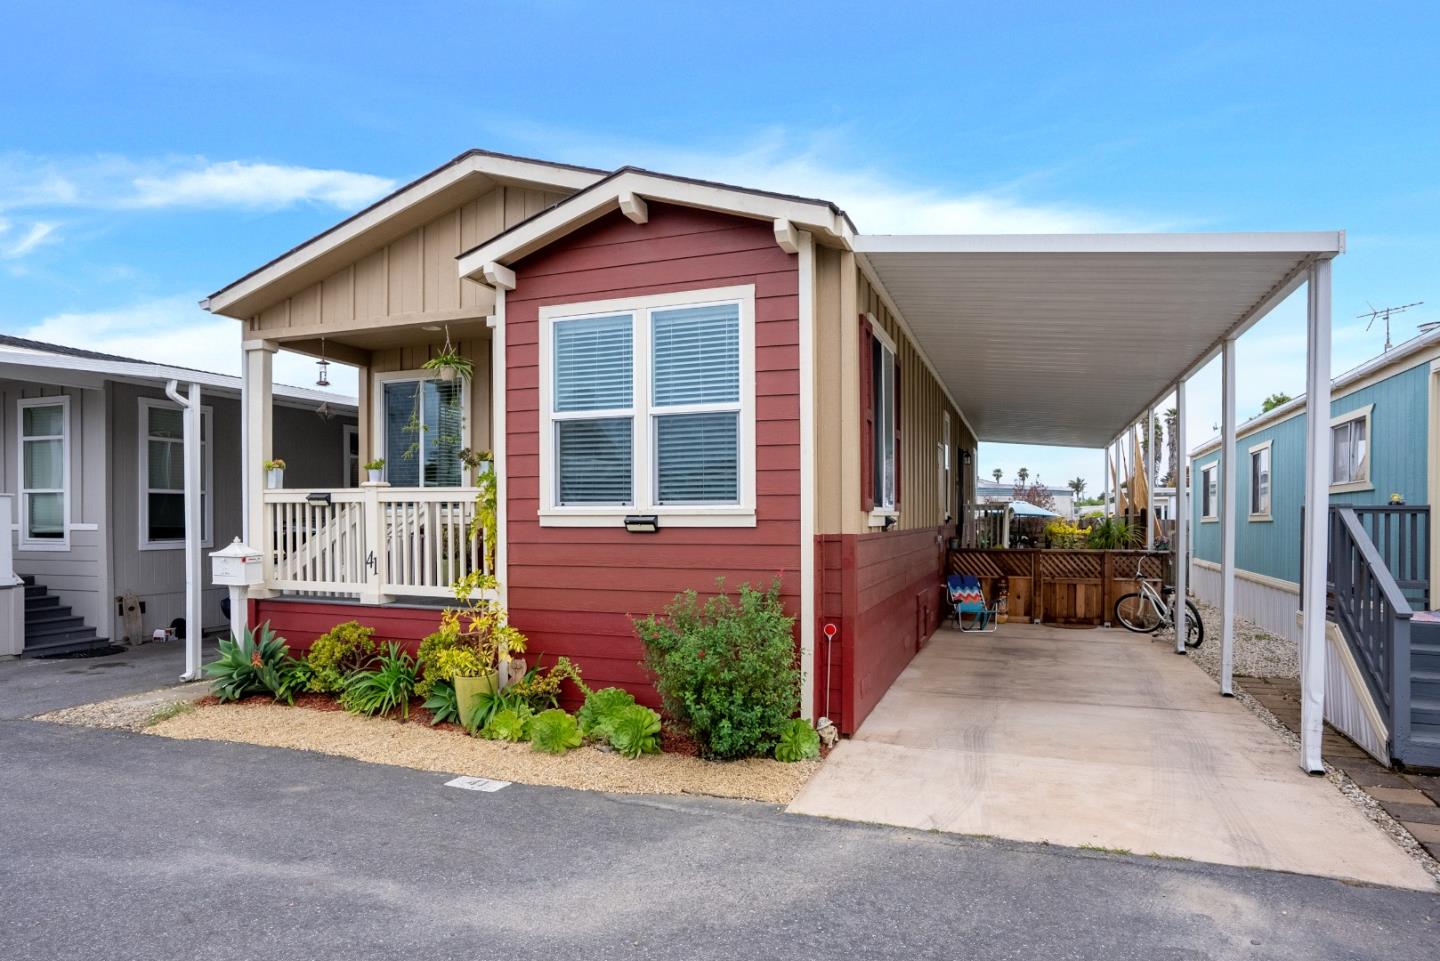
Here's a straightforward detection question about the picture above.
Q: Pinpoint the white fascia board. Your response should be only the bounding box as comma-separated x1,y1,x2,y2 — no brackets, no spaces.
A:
457,171,851,279
0,349,356,410
205,154,605,315
853,231,1345,256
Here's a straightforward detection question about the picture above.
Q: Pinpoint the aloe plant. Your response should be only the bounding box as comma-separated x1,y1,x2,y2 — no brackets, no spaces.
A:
205,623,308,704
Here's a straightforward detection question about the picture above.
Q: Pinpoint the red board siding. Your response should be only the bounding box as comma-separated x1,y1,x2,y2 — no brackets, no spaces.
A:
504,204,802,708
249,598,442,654
816,527,947,733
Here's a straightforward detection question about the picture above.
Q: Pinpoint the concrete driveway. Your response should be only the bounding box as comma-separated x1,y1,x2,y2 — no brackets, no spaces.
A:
0,641,203,719
790,623,1434,891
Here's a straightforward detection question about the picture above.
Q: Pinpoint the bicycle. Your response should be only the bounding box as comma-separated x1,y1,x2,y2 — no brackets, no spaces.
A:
1113,556,1204,648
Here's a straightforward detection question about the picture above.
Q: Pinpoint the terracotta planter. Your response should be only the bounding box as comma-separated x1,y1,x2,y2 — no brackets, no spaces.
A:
454,670,499,728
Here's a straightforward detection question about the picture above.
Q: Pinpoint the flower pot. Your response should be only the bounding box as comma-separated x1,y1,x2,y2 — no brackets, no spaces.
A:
454,670,499,729
266,468,284,489
367,468,383,483
437,365,457,382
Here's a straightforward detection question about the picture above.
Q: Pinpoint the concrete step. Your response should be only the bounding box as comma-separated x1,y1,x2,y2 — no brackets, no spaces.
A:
24,622,101,644
20,635,113,658
24,611,82,631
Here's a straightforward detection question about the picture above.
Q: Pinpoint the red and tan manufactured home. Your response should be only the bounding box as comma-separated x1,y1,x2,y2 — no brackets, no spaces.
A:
203,150,969,733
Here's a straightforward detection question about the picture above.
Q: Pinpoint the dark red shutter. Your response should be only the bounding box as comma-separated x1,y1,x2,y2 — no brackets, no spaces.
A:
893,355,902,508
859,314,874,513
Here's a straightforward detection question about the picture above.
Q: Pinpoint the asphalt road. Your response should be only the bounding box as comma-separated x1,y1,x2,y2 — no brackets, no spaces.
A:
1,721,1436,961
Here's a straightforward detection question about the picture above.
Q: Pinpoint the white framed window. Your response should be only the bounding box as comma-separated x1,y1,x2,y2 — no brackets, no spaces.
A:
343,424,359,486
374,371,468,488
139,397,214,550
1331,405,1372,492
1200,463,1218,521
1248,440,1272,520
869,321,898,524
17,396,69,551
941,410,953,521
538,285,756,527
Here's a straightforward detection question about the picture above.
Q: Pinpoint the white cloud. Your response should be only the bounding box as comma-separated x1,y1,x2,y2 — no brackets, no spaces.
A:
0,219,59,258
0,152,395,213
16,295,357,395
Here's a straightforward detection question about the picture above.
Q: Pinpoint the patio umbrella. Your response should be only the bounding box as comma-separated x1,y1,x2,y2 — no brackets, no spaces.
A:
1002,499,1060,547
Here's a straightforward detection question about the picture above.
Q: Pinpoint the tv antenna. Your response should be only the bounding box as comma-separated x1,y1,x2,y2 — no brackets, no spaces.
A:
1358,301,1423,351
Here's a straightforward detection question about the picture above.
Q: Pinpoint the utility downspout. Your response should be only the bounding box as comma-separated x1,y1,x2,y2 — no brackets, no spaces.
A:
166,379,204,682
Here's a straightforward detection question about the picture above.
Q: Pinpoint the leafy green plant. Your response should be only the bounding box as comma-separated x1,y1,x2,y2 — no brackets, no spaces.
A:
206,623,307,704
481,706,532,742
304,620,378,694
422,348,475,381
461,688,531,736
529,709,582,754
608,704,662,759
1086,516,1140,549
340,643,418,719
634,580,800,760
363,458,385,471
422,680,459,726
774,718,821,762
505,657,588,713
577,686,637,739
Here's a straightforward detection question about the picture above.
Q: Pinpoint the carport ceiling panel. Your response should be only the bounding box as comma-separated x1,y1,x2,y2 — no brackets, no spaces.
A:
863,251,1307,447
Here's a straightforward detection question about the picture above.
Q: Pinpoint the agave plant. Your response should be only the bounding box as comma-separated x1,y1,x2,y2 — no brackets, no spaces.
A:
608,704,662,759
205,623,308,704
422,680,459,726
340,643,418,719
774,718,821,763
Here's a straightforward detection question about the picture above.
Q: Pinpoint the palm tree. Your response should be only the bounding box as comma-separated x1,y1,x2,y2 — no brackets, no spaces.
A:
1162,406,1179,486
1068,476,1086,497
992,467,1003,484
1018,467,1030,485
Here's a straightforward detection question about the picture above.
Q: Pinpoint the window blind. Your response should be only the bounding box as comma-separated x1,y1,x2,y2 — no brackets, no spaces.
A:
656,412,738,504
555,314,633,412
384,381,421,487
652,304,739,406
556,418,633,505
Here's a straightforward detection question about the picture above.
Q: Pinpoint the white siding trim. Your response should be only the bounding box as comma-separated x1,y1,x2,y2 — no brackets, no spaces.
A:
16,395,71,552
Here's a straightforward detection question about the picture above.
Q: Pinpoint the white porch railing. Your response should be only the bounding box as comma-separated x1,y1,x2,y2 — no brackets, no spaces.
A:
262,486,486,601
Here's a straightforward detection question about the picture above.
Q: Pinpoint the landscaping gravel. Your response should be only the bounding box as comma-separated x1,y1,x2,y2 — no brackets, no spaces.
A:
146,702,820,803
34,683,207,731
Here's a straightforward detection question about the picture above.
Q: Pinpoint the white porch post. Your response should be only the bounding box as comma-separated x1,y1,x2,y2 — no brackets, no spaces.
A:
481,261,515,608
1173,380,1189,654
1102,440,1112,517
1146,405,1156,549
242,340,276,596
1219,336,1238,695
1300,259,1333,773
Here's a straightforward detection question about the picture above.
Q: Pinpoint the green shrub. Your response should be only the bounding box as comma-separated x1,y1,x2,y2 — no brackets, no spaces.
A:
206,623,308,704
608,704,662,759
529,709,581,754
481,706,532,742
340,643,418,719
414,629,461,697
305,620,378,693
1086,516,1139,549
422,680,459,726
774,718,820,762
634,580,799,760
577,687,637,739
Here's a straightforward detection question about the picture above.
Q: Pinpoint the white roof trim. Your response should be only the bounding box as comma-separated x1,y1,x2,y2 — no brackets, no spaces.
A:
458,169,852,279
0,347,356,410
854,231,1346,256
205,153,604,315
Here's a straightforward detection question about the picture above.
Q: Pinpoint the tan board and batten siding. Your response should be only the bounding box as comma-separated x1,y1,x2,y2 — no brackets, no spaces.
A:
247,186,567,338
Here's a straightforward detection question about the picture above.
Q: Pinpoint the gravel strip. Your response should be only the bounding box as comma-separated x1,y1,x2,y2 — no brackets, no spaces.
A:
34,684,209,732
146,702,820,804
1180,600,1440,884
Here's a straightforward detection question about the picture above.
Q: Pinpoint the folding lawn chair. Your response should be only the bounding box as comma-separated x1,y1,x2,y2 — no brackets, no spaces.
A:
946,574,998,633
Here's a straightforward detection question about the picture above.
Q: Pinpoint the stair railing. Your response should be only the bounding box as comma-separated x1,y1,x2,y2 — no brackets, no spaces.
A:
1328,506,1414,750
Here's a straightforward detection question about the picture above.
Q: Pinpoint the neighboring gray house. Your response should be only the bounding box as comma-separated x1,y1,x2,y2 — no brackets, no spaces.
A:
0,335,356,655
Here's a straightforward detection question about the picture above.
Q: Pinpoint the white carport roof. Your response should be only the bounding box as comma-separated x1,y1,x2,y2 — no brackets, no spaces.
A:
853,232,1345,447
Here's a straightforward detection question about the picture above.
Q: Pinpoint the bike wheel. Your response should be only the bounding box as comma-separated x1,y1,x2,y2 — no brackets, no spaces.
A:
1183,600,1204,648
1114,593,1162,633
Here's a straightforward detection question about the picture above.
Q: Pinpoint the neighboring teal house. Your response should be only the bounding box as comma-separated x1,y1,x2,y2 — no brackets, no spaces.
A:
1189,328,1439,643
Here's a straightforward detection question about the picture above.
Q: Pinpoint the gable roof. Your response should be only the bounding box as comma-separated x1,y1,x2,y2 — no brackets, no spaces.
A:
203,149,608,319
457,165,855,279
0,335,354,409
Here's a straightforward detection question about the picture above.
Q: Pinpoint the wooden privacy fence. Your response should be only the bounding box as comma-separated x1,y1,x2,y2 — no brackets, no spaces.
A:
946,548,1172,626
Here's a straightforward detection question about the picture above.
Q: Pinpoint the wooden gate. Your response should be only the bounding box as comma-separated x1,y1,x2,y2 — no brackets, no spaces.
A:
946,549,1170,626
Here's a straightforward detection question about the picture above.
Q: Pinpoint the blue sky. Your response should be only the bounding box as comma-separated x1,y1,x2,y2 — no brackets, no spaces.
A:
3,1,1437,492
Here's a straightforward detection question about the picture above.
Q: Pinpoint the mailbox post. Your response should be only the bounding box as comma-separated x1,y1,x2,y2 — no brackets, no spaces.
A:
211,538,264,651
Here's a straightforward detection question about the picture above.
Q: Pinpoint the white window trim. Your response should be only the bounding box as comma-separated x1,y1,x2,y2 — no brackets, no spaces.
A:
372,369,471,488
867,318,899,527
16,395,71,552
941,410,953,522
1247,439,1273,522
538,284,756,528
1200,463,1218,522
342,423,359,487
138,397,215,551
1330,404,1374,493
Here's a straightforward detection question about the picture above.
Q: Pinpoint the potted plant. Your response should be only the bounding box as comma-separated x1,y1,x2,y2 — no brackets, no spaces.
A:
430,571,527,728
363,458,385,484
422,346,473,383
264,458,286,489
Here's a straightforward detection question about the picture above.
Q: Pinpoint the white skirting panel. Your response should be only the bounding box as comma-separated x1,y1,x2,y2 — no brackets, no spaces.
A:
1190,560,1301,645
1321,619,1390,763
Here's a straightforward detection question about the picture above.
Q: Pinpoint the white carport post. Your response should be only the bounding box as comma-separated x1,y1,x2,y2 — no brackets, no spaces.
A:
1102,440,1112,516
1173,379,1189,655
166,379,204,682
1145,405,1156,549
1219,336,1238,695
1299,259,1333,773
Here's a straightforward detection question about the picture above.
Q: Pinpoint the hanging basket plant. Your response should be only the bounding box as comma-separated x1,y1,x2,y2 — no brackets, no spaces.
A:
422,330,473,382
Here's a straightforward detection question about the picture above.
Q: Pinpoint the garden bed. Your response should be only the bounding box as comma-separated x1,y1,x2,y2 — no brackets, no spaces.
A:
146,699,820,803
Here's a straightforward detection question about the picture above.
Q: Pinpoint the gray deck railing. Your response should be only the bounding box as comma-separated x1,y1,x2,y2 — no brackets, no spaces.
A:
1348,505,1430,610
1328,506,1413,744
